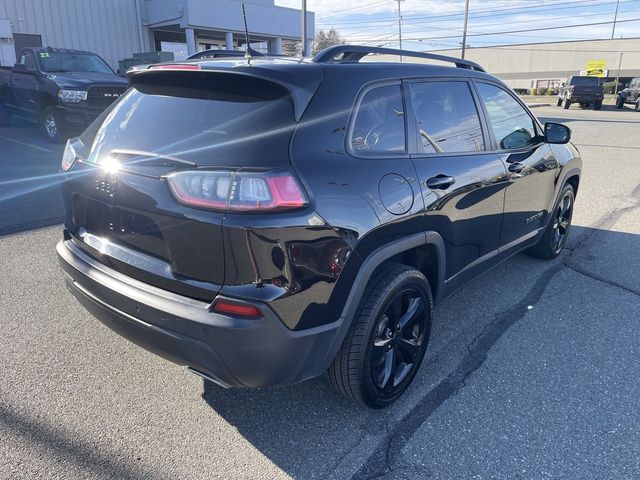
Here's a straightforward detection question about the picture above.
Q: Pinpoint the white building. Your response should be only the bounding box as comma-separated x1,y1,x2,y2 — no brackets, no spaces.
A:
433,38,640,90
0,0,314,67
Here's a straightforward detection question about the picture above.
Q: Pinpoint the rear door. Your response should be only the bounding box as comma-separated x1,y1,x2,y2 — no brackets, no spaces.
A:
474,81,558,249
408,78,508,289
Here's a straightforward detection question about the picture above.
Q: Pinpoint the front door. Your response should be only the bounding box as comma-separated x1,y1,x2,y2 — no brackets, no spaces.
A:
474,82,558,249
408,79,508,290
12,50,39,114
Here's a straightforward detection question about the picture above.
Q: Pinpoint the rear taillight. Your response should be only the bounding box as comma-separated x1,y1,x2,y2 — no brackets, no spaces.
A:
212,299,262,318
61,138,83,171
166,170,307,212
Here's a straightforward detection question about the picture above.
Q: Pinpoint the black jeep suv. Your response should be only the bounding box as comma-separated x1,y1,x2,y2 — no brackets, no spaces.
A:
57,46,581,408
615,77,640,111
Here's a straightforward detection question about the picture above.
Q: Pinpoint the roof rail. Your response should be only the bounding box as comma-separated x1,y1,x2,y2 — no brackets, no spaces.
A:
312,45,485,72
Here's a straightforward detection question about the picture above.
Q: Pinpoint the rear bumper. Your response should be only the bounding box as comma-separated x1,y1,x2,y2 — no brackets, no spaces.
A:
569,94,604,103
56,239,344,388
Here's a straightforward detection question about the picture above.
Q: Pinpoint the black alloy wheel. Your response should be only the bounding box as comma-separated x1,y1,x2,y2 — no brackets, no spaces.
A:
528,184,575,260
370,289,427,394
328,263,432,408
551,190,573,254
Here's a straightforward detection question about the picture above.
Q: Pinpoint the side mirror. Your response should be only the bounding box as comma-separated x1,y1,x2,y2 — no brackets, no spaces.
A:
13,63,34,74
544,122,571,144
561,82,566,87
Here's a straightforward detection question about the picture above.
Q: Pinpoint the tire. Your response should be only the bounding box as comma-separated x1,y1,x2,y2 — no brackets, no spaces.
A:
635,99,640,112
593,100,602,110
528,184,575,260
556,97,562,107
562,98,571,109
42,107,66,144
616,95,625,109
328,262,433,409
0,105,11,127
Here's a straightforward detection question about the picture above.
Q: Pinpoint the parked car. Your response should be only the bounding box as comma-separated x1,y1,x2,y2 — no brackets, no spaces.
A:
56,45,581,408
615,77,640,111
557,76,604,110
0,47,128,142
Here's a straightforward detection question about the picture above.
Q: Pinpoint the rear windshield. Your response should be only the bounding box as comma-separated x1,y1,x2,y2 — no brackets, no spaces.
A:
80,72,295,167
570,77,600,86
38,52,113,74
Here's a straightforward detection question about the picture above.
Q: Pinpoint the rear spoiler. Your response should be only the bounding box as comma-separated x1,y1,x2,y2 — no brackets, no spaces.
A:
126,63,323,121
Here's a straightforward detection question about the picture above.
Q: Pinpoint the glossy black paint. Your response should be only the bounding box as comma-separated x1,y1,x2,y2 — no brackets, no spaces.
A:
58,56,581,388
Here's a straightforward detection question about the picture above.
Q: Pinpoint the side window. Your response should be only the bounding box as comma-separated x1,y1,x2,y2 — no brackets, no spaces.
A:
350,84,406,154
476,83,537,150
21,52,37,70
410,81,484,154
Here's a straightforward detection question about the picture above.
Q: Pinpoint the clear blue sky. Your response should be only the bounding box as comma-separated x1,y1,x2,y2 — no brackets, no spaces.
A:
276,0,640,51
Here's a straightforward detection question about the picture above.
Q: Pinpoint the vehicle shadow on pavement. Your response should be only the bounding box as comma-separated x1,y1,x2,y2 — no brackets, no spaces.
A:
198,224,640,479
0,118,65,236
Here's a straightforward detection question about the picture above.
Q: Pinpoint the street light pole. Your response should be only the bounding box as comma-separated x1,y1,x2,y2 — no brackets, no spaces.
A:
461,0,470,59
611,0,620,39
614,52,624,97
301,0,309,57
396,0,404,61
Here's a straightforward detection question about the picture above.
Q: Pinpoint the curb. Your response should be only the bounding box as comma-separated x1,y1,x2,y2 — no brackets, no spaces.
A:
527,103,551,109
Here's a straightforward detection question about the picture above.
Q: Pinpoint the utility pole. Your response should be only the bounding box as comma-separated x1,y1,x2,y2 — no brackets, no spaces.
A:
611,0,620,39
301,0,309,57
396,0,404,61
614,52,624,97
461,0,470,59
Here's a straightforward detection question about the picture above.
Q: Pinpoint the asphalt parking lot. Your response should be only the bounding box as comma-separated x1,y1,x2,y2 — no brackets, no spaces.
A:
0,117,64,236
1,104,639,479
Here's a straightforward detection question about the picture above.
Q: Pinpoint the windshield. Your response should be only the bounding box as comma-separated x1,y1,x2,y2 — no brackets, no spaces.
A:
570,77,599,86
80,73,295,167
38,52,113,74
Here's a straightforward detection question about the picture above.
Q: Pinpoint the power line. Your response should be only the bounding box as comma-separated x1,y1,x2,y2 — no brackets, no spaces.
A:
318,0,389,19
316,0,630,25
349,17,640,42
405,7,640,35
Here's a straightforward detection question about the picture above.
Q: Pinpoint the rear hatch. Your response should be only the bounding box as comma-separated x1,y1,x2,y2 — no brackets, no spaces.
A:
570,77,603,96
62,65,320,300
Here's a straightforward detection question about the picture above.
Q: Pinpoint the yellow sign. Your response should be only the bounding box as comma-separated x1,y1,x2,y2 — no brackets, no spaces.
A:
585,60,607,77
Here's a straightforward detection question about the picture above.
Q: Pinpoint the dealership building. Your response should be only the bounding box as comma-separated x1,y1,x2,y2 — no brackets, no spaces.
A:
434,37,640,91
0,0,314,68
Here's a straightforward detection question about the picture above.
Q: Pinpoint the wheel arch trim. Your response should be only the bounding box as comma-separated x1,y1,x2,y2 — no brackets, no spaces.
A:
319,231,446,376
340,231,446,321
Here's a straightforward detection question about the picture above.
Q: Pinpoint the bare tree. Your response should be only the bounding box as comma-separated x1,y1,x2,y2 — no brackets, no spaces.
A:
282,39,301,57
312,28,344,55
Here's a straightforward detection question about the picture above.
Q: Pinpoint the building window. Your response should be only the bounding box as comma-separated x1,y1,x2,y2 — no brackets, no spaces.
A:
536,79,561,90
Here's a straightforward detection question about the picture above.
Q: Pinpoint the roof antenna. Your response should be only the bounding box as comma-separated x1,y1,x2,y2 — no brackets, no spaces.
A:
241,3,254,65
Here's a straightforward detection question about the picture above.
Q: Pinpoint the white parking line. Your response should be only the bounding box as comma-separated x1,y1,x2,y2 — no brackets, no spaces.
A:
0,135,54,153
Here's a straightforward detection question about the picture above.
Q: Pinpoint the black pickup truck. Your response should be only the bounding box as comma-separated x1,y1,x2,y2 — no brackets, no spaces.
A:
0,47,128,142
557,76,604,110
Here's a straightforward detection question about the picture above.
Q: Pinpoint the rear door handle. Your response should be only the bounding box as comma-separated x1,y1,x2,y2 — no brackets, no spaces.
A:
426,175,455,190
508,162,525,174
